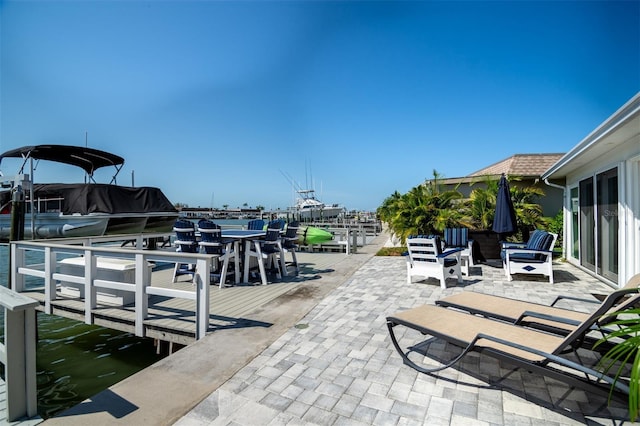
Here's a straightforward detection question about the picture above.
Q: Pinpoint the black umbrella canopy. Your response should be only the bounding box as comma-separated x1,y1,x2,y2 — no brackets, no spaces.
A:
492,173,517,237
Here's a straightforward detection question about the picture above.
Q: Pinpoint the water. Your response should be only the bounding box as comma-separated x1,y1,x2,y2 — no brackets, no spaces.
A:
0,244,166,419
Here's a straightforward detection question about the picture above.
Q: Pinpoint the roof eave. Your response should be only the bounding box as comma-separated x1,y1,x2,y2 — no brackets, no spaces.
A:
542,92,640,180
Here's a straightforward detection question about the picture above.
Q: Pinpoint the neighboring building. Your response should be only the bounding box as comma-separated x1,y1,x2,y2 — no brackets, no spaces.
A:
179,207,262,220
441,153,565,217
542,92,640,288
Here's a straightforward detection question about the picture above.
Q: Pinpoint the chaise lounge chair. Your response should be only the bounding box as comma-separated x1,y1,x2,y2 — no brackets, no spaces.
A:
435,273,640,336
386,286,640,396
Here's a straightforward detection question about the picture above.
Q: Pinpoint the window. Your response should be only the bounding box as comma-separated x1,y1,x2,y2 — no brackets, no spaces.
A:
570,187,579,259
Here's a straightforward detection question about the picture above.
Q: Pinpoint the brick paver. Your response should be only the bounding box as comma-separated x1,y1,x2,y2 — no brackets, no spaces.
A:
176,256,634,425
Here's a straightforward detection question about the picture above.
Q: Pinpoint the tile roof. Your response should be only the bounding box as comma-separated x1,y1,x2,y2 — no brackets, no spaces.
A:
469,153,564,178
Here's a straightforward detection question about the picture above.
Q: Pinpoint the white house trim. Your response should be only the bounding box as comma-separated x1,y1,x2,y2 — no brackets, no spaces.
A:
542,92,640,288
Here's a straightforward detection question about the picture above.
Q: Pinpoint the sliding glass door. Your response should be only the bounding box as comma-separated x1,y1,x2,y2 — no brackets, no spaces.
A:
596,168,618,281
579,178,595,271
577,167,619,282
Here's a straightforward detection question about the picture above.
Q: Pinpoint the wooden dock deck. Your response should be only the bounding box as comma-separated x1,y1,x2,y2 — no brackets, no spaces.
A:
18,250,351,346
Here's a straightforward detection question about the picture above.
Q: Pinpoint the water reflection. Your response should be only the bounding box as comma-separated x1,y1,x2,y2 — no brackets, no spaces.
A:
36,314,164,419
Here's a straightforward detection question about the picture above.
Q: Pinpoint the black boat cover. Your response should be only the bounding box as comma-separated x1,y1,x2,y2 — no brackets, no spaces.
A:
0,184,177,215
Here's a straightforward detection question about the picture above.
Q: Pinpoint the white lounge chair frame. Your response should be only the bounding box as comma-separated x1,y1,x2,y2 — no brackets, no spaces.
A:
406,237,463,289
503,232,558,284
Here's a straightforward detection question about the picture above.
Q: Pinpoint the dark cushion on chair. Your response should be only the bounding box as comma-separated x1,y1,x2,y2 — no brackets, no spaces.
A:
525,230,547,251
247,219,265,230
443,228,468,248
174,219,198,253
536,233,555,260
508,230,553,262
198,220,224,255
432,236,443,255
443,258,458,268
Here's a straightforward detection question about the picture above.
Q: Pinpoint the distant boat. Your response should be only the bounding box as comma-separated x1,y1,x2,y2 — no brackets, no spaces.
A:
289,189,345,221
0,144,178,240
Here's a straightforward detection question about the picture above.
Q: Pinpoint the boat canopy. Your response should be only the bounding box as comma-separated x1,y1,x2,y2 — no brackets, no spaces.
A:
0,145,125,178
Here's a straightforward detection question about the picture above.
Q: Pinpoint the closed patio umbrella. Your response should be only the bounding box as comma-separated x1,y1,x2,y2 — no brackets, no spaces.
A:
492,173,517,240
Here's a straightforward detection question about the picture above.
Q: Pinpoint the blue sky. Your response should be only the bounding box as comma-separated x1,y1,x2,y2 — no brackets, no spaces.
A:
1,1,638,212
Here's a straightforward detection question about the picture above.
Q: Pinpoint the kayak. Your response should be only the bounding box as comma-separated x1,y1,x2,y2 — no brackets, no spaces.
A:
297,226,333,245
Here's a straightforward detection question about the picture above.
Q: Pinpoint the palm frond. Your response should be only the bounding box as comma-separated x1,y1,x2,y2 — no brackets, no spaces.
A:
594,307,640,421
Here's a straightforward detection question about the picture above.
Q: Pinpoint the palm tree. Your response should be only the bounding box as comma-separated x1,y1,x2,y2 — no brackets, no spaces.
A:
377,191,402,224
509,179,547,240
378,173,550,246
462,176,499,230
461,175,548,238
379,171,463,242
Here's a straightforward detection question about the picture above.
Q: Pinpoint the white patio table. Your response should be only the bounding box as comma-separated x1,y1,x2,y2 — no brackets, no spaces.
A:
221,229,271,285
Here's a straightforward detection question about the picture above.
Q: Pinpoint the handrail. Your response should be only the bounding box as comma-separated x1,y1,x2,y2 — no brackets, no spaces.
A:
0,286,39,421
10,237,215,340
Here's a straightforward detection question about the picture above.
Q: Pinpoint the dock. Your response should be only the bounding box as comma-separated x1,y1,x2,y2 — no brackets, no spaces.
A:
15,239,362,346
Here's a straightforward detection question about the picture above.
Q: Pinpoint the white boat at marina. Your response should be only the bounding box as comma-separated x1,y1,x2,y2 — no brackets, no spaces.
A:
289,189,345,221
0,145,179,240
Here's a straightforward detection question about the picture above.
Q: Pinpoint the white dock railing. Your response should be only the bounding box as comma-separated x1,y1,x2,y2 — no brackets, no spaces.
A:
10,233,216,341
0,285,39,421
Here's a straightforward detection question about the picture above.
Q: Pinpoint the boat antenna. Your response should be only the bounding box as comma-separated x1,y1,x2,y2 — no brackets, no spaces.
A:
279,169,304,192
280,169,305,208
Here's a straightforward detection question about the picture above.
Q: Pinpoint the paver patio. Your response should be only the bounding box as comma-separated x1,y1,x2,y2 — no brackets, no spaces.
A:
177,256,634,425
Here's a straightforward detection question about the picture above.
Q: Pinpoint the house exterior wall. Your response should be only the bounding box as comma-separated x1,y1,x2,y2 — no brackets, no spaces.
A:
561,128,640,288
531,182,564,217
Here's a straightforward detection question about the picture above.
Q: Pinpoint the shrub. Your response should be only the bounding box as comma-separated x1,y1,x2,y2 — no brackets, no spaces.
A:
376,247,407,256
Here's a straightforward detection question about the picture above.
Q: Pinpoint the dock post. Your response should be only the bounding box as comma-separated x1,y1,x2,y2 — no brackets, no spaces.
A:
194,258,211,339
8,186,25,287
9,185,25,242
1,286,39,421
135,252,150,337
351,227,358,253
